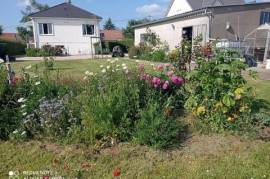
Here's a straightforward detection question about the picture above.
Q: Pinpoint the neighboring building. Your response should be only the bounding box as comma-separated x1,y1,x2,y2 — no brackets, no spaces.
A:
0,33,22,42
134,1,270,55
29,1,102,55
100,30,124,42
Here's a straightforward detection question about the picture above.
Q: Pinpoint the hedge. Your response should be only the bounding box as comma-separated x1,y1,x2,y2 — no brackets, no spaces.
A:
0,40,26,56
94,39,134,54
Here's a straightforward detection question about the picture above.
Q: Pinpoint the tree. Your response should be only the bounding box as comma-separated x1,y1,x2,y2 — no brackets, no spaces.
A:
123,18,150,39
0,25,3,35
20,0,49,23
103,18,116,30
17,26,33,43
17,0,49,43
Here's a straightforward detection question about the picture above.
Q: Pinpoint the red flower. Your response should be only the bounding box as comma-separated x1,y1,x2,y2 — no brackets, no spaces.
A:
43,176,49,179
113,168,121,177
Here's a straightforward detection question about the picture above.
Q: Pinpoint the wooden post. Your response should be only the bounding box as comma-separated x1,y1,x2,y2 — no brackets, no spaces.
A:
5,55,13,85
263,30,270,63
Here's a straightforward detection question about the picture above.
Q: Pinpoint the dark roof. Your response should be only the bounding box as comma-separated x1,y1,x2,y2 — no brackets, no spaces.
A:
135,2,270,29
166,0,244,16
29,2,102,20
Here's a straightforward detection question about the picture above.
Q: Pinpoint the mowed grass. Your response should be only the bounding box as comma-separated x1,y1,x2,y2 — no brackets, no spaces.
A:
10,58,156,79
0,135,269,178
1,59,270,178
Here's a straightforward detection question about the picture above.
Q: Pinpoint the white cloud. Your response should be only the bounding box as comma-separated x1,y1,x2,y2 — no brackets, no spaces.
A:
17,0,31,7
136,3,165,17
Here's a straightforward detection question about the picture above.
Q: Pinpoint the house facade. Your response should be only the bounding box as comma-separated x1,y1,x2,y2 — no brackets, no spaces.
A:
29,2,102,55
134,0,270,53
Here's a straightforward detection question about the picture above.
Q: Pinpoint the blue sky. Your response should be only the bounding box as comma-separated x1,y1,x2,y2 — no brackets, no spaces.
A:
0,0,267,32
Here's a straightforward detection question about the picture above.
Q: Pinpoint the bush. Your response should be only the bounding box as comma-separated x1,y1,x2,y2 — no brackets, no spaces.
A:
185,50,258,133
0,40,26,56
94,39,134,54
26,48,41,57
134,102,181,149
0,64,21,140
26,45,63,57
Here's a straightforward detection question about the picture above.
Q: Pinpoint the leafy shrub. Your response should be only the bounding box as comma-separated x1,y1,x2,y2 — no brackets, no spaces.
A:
185,50,258,133
0,63,21,140
26,45,63,57
44,57,54,70
134,102,182,149
26,48,41,57
0,40,26,56
75,60,186,148
94,39,134,54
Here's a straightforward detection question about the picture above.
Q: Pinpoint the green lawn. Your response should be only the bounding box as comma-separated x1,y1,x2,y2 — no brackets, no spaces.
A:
11,58,156,79
1,58,270,178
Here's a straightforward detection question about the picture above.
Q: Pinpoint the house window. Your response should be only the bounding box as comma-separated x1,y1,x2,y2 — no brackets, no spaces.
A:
140,34,146,43
83,24,95,35
260,11,270,25
39,23,53,35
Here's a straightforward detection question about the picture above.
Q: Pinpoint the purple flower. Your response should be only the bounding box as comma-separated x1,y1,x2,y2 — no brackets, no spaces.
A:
171,75,184,86
162,81,170,90
152,77,161,88
167,71,174,77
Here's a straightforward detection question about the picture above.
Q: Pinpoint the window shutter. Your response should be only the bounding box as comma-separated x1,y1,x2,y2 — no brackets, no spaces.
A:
39,23,43,34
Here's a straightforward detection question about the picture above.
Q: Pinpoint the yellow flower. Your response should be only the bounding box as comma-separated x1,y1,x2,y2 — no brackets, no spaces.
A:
227,117,234,122
196,106,206,116
215,102,223,109
234,88,244,95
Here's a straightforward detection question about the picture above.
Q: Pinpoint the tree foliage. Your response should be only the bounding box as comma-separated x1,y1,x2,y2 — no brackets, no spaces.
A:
123,18,150,39
20,0,49,23
103,18,116,30
0,25,3,35
17,0,49,43
16,26,33,43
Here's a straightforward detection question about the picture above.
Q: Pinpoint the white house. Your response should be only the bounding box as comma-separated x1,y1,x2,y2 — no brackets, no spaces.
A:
134,0,247,50
29,1,102,55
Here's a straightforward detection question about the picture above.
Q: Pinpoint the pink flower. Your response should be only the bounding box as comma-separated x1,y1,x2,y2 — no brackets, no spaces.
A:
152,77,161,88
167,71,174,77
139,64,145,71
162,81,170,90
171,75,184,86
157,64,164,71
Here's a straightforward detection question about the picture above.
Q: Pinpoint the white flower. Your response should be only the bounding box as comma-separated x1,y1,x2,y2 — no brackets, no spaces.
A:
107,59,111,62
35,81,41,86
25,65,32,70
22,112,27,116
0,59,4,64
122,63,126,67
112,70,115,72
33,75,39,78
135,60,140,63
110,60,115,64
101,69,106,73
21,104,26,108
13,130,18,134
151,63,155,66
125,70,129,74
106,66,111,69
115,58,119,61
116,65,120,67
123,66,128,70
85,71,94,76
18,98,26,103
100,65,104,68
116,68,120,71
83,76,88,80
21,131,26,136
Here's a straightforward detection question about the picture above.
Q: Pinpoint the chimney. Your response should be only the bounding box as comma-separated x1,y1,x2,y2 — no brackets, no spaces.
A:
66,0,71,3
